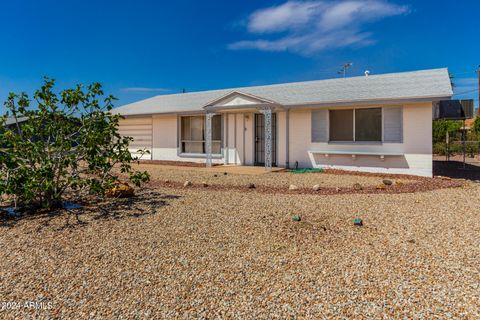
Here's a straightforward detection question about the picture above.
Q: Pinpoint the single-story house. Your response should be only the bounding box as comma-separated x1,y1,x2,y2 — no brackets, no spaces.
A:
113,68,453,177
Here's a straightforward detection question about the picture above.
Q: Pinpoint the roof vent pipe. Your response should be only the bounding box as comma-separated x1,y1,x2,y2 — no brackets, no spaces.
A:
364,70,370,77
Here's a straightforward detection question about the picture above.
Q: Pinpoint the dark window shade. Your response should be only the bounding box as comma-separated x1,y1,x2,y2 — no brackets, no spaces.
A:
212,115,222,140
355,108,382,141
329,110,353,141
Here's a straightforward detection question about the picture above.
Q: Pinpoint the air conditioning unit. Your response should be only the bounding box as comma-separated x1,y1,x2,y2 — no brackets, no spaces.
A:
433,99,474,120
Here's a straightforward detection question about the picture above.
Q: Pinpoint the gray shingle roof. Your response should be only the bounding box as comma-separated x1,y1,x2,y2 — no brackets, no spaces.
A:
113,68,452,116
4,117,29,126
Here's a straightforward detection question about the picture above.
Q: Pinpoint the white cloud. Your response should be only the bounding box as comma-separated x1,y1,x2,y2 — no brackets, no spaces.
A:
122,87,170,93
247,1,325,33
229,0,409,55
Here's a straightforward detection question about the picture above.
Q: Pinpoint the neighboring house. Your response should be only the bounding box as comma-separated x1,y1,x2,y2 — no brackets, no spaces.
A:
460,118,476,132
113,68,453,177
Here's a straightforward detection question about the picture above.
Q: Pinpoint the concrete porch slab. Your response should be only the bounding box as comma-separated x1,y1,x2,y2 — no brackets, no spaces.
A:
207,165,286,175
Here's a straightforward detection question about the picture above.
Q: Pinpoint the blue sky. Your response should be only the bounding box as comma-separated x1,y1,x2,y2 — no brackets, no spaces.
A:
0,0,478,113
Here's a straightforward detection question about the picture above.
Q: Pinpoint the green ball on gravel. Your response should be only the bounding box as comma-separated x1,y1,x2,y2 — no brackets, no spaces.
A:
292,215,301,222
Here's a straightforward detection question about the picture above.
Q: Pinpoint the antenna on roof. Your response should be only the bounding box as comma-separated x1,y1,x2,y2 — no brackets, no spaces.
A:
338,62,353,78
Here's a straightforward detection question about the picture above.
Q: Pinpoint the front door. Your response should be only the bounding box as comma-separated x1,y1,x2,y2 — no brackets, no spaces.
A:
254,113,276,166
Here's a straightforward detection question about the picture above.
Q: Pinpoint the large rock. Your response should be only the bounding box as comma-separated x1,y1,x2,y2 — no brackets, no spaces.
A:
382,179,393,186
312,184,321,191
106,182,134,198
353,183,363,191
289,184,299,191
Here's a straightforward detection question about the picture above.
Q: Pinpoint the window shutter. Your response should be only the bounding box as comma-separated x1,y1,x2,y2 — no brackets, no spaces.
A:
312,109,328,142
383,106,403,143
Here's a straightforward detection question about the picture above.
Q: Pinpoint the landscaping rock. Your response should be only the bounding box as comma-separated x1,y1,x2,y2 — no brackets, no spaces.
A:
376,184,386,190
312,184,321,191
383,179,393,186
438,176,452,180
202,181,208,187
289,184,299,191
248,183,256,189
183,181,192,187
335,187,341,192
292,215,301,222
353,218,363,226
353,183,363,191
395,181,404,186
223,172,228,175
106,182,134,198
164,179,170,184
213,174,218,177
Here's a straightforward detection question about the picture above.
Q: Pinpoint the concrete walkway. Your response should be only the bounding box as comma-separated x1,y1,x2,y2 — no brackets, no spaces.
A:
207,165,286,175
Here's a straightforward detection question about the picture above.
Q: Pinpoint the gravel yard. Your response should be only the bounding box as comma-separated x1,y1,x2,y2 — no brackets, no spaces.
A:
1,167,479,319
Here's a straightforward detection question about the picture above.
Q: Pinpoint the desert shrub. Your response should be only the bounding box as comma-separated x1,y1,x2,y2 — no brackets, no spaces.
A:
433,142,447,155
0,78,150,210
466,142,480,157
433,142,468,156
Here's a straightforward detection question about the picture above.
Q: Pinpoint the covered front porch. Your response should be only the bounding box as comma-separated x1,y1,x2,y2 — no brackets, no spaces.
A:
202,91,289,171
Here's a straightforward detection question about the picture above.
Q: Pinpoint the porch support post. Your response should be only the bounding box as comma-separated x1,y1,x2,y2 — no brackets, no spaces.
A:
259,107,273,171
285,107,290,169
205,112,214,167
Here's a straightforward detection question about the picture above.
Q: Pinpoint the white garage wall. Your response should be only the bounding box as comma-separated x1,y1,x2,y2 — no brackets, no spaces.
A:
118,116,153,160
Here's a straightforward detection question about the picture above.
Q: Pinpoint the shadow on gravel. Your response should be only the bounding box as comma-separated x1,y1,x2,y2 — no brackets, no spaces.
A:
0,189,181,230
433,161,480,181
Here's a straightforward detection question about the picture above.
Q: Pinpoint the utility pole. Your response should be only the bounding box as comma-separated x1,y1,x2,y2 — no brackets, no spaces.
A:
338,62,353,78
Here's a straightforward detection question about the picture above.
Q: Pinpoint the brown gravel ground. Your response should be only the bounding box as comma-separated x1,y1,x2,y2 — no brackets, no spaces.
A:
0,173,479,318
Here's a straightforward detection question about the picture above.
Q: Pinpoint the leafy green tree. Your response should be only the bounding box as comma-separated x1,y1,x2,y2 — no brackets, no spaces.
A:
0,78,150,210
432,119,462,143
472,116,480,137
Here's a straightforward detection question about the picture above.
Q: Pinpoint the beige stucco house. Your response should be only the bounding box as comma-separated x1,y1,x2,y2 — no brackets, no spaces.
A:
113,68,453,177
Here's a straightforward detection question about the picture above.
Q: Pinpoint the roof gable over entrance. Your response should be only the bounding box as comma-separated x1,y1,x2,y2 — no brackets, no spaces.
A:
203,91,278,110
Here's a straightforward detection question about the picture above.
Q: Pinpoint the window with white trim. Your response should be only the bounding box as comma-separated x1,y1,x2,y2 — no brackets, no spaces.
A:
180,115,222,154
329,108,382,142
